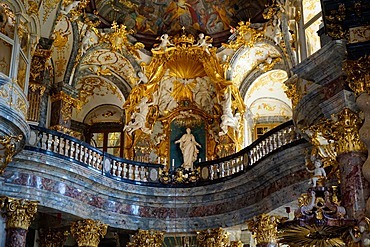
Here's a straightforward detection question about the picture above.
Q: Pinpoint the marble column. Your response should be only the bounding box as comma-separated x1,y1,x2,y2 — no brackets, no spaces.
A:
357,93,370,216
27,47,51,123
247,214,279,247
333,108,369,219
38,228,69,247
70,219,107,247
0,196,38,247
49,90,80,134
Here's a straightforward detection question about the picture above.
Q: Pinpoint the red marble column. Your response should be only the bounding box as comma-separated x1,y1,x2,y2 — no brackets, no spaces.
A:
337,151,369,219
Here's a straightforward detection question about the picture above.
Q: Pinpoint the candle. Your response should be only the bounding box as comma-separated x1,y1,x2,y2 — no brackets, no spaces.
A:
172,159,175,170
158,157,160,164
199,158,201,163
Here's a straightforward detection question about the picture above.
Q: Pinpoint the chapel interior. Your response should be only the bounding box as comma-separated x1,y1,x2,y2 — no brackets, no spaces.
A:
0,0,370,246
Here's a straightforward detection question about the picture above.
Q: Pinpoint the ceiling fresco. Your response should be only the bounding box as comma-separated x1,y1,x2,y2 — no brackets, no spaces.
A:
87,0,269,47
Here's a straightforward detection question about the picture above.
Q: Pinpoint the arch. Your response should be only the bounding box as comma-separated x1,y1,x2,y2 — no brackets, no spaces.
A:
229,41,287,90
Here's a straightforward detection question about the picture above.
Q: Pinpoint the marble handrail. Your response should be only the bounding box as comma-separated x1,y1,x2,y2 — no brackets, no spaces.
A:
26,121,302,185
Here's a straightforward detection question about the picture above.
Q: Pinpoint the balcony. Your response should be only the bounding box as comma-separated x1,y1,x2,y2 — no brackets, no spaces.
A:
0,121,310,232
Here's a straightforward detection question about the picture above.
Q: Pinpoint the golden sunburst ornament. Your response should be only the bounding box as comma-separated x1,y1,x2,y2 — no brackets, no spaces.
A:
279,225,348,247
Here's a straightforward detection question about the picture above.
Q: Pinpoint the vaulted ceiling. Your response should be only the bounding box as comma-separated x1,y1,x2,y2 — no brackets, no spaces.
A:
85,0,270,48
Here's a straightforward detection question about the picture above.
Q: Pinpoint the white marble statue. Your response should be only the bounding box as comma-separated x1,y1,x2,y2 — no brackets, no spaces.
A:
219,88,241,136
175,128,201,170
60,0,80,15
306,156,326,187
123,96,153,135
195,33,212,54
153,33,173,51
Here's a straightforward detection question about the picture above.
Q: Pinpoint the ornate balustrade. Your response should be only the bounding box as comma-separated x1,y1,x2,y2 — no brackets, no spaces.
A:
197,121,302,181
26,121,303,186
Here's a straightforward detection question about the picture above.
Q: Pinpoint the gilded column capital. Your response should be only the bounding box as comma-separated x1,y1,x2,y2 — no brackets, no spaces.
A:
38,228,69,247
127,229,164,247
332,108,367,155
0,196,38,230
0,135,22,175
196,227,229,247
70,219,107,247
343,55,370,96
247,214,279,245
307,108,366,156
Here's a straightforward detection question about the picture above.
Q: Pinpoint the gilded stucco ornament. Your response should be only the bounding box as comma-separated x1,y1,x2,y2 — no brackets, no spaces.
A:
70,219,108,247
343,55,370,95
0,196,38,230
98,21,144,59
247,214,279,245
222,21,264,50
38,228,69,247
59,0,90,20
196,227,229,247
0,135,22,175
126,229,164,247
159,167,200,184
284,74,312,109
332,108,367,154
305,108,365,157
50,91,81,124
325,3,348,39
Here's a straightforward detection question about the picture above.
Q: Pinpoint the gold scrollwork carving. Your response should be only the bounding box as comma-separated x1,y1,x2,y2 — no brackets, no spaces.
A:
38,228,69,247
0,196,38,230
307,108,366,156
50,91,81,124
343,55,370,95
98,21,144,58
325,3,348,40
70,219,108,247
284,74,301,108
30,48,52,83
247,214,279,245
0,135,22,175
196,228,229,247
29,82,46,96
222,21,264,50
333,108,367,154
27,1,39,16
126,229,164,247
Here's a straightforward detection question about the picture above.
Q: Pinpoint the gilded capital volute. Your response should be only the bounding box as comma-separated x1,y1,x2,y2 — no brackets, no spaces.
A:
247,214,279,245
126,229,164,247
70,219,108,247
332,108,366,154
0,196,38,230
196,227,229,247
